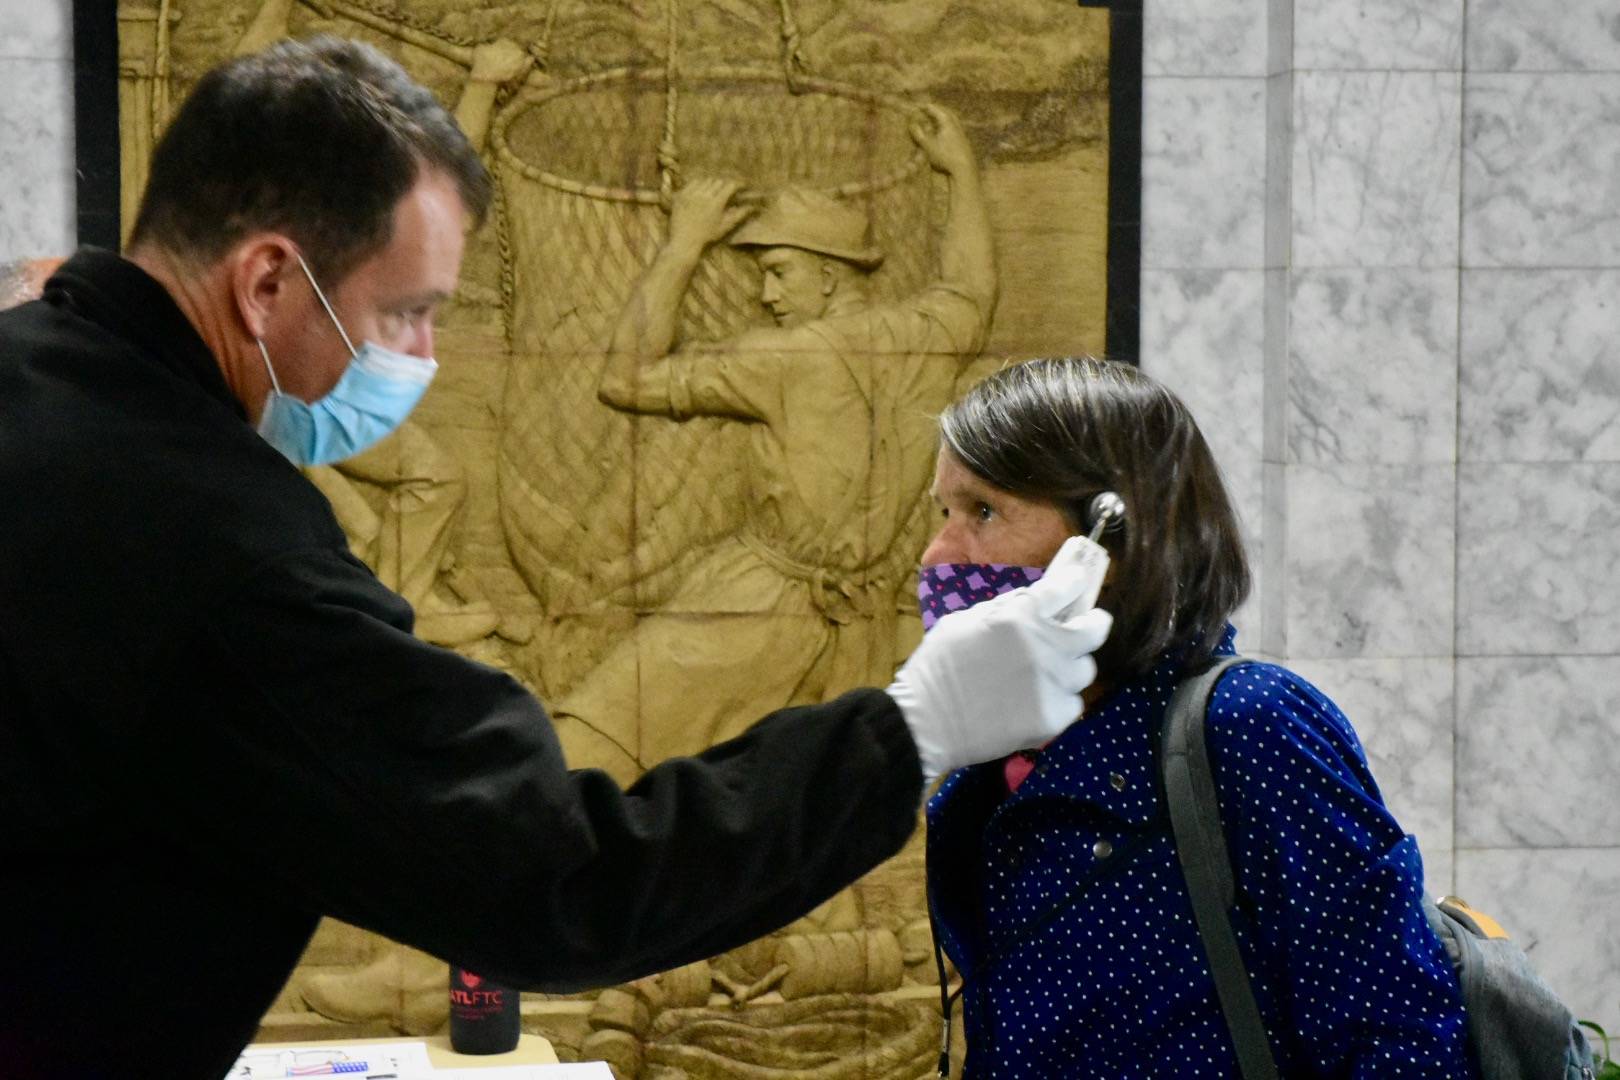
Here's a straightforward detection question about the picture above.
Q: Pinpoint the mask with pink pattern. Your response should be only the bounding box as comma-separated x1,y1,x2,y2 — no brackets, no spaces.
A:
916,562,1046,631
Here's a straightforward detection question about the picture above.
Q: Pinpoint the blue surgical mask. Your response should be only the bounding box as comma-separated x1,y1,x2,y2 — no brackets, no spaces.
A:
255,253,437,467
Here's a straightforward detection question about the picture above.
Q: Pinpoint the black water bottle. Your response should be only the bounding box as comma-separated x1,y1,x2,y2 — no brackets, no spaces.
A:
449,966,521,1054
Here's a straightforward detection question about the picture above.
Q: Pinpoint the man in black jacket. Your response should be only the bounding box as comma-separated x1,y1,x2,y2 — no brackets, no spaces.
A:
0,37,1110,1078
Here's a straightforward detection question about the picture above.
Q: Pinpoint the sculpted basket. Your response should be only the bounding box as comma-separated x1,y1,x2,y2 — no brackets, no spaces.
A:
489,66,936,617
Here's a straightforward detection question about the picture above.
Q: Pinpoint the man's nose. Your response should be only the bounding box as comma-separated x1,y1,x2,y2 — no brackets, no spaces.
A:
761,278,779,304
406,321,435,360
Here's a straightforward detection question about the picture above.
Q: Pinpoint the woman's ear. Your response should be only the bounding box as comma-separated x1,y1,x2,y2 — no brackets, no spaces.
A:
228,236,298,340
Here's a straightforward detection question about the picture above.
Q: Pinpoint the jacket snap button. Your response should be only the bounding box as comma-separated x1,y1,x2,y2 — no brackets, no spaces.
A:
1109,772,1126,791
1093,839,1113,859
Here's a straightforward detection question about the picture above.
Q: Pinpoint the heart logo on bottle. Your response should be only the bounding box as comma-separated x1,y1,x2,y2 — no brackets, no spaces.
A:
460,971,483,989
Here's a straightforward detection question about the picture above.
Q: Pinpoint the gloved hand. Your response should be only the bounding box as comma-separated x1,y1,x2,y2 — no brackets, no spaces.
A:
888,536,1113,782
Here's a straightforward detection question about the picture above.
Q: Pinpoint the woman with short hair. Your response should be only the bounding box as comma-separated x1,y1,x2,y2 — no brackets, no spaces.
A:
921,356,1474,1078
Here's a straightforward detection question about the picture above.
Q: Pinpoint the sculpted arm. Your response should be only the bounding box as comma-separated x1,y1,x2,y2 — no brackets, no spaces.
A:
910,104,997,320
598,179,753,411
453,40,534,154
232,0,296,56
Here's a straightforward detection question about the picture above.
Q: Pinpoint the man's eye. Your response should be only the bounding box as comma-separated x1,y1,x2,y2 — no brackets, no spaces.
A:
975,503,994,523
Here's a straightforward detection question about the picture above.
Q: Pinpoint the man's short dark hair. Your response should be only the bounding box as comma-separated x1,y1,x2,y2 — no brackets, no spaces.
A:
940,356,1252,680
128,35,491,284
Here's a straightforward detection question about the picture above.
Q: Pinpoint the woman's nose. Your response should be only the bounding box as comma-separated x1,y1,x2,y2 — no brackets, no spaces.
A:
921,524,967,567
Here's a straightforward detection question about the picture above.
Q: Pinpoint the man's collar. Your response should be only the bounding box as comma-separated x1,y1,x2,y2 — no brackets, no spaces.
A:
44,247,244,420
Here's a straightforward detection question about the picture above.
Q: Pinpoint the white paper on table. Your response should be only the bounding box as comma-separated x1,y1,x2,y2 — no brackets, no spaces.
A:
228,1039,434,1078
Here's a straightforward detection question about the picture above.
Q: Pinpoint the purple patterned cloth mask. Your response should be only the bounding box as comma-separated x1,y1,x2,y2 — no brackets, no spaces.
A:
917,562,1046,632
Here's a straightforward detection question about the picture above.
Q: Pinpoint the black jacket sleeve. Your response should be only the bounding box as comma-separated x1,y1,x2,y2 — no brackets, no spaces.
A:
144,545,923,991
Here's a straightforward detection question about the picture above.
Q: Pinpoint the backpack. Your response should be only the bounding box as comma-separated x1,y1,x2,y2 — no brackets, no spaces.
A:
1162,655,1597,1080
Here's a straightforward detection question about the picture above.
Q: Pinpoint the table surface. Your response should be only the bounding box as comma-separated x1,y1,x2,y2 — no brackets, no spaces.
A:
247,1032,560,1067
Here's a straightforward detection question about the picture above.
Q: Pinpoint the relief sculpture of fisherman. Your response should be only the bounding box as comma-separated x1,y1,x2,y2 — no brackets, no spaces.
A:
554,103,999,773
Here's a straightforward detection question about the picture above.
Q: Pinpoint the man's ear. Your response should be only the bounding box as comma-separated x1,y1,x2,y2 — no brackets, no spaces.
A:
229,236,299,340
820,258,838,297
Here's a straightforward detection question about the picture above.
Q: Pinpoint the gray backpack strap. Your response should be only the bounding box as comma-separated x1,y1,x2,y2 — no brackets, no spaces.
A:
1162,655,1280,1080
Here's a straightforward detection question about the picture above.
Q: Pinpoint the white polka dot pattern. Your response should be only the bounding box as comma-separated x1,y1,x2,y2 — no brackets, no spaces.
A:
925,630,1475,1078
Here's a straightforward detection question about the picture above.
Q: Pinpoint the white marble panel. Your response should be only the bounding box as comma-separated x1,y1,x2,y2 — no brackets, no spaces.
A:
1260,461,1287,658
1268,0,1293,78
1295,0,1464,71
1142,269,1267,647
1460,270,1620,464
1463,74,1620,268
1287,657,1455,892
1421,847,1455,900
1145,0,1269,78
1457,464,1620,655
1467,0,1620,73
0,0,70,60
1292,72,1462,268
1262,267,1287,460
1456,657,1620,847
1454,848,1620,1030
1264,72,1292,269
1288,268,1458,466
0,58,74,263
1229,567,1264,660
1285,463,1455,657
1141,269,1265,508
1141,77,1268,271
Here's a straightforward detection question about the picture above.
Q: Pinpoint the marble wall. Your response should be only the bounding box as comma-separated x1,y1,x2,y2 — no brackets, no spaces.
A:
1145,0,1620,1033
0,0,74,265
10,0,1617,1041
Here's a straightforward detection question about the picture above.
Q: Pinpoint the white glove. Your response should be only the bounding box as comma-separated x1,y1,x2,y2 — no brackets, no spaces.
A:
888,536,1113,782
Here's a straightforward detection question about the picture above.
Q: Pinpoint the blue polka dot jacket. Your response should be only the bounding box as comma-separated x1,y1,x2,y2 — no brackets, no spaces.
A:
926,629,1476,1078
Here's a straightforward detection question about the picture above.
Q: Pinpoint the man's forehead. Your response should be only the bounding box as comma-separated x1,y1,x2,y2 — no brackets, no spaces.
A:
340,229,463,303
337,253,456,300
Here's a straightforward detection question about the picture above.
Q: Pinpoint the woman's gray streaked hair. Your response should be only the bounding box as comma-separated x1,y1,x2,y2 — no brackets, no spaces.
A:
939,356,1251,680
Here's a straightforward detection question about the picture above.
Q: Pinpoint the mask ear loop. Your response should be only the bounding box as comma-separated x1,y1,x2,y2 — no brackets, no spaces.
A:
256,339,283,394
292,251,359,359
